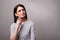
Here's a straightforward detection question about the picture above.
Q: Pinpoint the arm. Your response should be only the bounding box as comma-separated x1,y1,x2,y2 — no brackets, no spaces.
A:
10,20,21,40
10,23,18,40
10,28,18,40
31,23,35,40
10,23,20,40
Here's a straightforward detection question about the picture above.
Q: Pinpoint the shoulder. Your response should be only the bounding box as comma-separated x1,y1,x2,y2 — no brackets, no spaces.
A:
27,20,35,30
10,23,16,28
26,20,34,26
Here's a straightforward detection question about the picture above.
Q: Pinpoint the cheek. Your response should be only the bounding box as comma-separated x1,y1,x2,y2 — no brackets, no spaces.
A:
21,11,25,15
17,13,25,16
16,13,21,16
17,11,26,16
17,13,21,16
23,11,25,14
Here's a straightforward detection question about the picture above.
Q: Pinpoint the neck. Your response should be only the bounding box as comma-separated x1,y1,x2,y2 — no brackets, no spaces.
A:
18,17,27,23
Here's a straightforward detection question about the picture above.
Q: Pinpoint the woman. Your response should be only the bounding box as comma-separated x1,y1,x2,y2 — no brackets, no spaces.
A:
10,4,35,40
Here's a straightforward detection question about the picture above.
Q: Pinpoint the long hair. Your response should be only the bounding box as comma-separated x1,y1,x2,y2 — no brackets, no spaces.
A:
13,4,28,23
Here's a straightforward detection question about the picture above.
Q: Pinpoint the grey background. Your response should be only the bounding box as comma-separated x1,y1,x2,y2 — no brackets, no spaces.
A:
0,0,60,40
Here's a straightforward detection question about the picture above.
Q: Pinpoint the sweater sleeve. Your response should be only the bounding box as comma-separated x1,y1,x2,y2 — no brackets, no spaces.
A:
10,23,15,37
31,23,35,40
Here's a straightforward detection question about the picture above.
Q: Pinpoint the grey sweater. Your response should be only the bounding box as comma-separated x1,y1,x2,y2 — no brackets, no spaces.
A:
10,20,35,40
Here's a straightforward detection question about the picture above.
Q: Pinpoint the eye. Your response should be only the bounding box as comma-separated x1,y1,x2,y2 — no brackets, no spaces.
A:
18,10,21,12
22,9,25,11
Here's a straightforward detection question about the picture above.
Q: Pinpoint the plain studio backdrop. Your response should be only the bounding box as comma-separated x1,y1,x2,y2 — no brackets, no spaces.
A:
0,0,60,40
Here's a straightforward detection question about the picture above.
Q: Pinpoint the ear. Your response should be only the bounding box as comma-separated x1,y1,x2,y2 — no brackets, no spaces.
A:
15,13,18,16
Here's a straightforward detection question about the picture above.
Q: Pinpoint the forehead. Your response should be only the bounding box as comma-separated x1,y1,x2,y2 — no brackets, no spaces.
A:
17,6,24,11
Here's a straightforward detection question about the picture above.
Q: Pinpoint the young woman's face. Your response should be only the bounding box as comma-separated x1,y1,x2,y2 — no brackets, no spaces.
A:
15,6,26,18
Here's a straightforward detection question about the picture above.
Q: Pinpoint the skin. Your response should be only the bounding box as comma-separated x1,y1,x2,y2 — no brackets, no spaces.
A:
10,6,27,40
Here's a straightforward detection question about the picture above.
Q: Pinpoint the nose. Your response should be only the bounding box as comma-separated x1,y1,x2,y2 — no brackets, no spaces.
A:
21,10,23,12
21,10,24,13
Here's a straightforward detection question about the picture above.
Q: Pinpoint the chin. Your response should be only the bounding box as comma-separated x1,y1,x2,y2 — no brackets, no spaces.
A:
20,15,25,18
